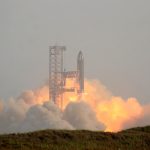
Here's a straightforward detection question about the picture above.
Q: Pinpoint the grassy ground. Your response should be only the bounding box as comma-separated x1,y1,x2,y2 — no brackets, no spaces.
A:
0,126,150,150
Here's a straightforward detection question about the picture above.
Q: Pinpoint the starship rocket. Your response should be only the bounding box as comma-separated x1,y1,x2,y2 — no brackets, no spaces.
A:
77,51,84,93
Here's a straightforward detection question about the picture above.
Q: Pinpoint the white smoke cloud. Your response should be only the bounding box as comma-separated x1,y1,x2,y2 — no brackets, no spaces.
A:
0,93,105,134
0,80,150,134
0,98,28,133
63,101,105,130
19,101,74,132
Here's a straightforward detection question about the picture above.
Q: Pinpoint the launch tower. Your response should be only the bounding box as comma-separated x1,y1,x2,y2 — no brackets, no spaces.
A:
49,45,84,109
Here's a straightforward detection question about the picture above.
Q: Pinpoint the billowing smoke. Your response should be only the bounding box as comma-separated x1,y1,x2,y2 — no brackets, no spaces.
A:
20,102,74,132
81,80,150,132
0,79,150,134
0,82,104,134
122,104,150,129
63,101,105,130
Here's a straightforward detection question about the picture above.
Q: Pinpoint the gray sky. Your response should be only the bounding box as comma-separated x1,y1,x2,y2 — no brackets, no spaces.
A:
0,0,150,104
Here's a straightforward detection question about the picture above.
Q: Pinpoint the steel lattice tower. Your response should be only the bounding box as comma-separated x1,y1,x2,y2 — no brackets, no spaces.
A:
49,46,66,107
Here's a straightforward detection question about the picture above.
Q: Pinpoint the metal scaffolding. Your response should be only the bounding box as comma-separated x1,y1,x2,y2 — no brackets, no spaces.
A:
49,46,65,107
49,45,84,109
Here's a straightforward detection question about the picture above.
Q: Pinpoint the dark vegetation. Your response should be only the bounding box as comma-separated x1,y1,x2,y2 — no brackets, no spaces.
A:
0,126,150,150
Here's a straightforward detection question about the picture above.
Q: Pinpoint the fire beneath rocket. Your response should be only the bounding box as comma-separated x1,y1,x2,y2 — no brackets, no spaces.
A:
0,79,149,133
61,79,144,132
20,79,149,132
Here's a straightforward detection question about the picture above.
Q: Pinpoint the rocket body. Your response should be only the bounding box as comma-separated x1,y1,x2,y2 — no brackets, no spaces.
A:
77,51,84,93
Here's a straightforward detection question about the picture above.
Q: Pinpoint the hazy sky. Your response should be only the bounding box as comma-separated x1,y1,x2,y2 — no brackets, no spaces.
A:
0,0,150,104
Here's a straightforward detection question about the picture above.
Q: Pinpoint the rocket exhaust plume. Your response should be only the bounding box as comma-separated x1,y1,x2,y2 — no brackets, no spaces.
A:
0,79,150,134
61,79,149,132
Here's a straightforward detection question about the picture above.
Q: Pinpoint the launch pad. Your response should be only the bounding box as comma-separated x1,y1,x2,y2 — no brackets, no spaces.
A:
49,46,84,109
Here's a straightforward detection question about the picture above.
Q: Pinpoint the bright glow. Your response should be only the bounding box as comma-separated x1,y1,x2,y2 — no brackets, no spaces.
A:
34,79,146,132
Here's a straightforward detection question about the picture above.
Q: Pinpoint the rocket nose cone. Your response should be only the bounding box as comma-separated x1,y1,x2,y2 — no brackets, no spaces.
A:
77,51,84,60
78,51,82,55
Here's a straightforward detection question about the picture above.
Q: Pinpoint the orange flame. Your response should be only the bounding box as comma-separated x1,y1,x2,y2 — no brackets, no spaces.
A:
32,79,145,132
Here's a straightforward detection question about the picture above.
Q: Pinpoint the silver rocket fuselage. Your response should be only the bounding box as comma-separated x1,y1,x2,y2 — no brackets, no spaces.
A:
77,51,84,93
